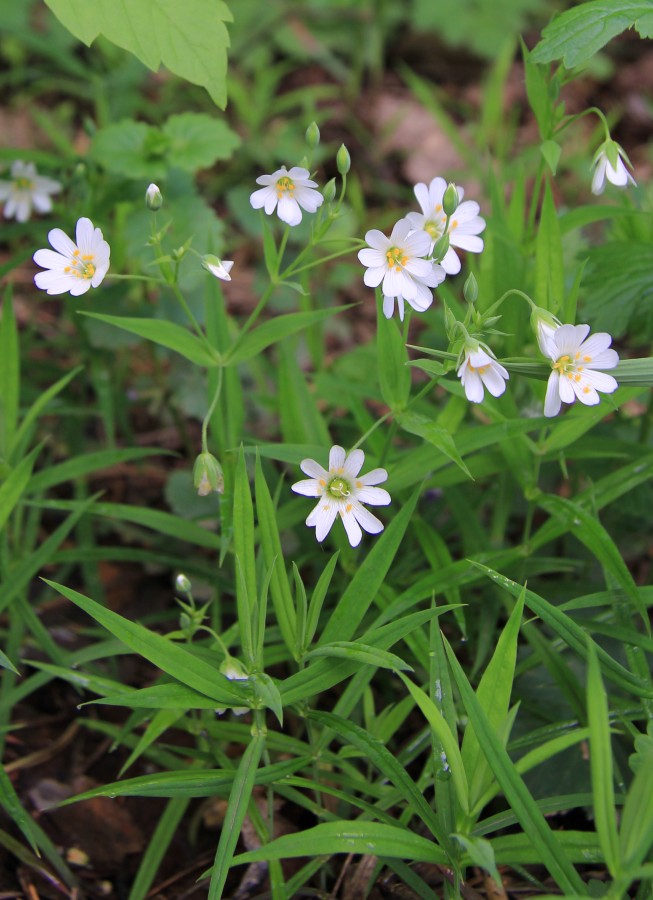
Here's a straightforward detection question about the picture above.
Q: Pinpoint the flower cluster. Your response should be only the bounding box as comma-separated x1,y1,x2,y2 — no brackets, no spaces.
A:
358,176,486,322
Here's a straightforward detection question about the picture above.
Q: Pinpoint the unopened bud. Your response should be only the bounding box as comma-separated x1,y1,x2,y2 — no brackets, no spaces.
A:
530,306,562,356
175,573,192,593
305,121,320,149
432,232,450,262
463,272,478,304
442,182,460,217
336,143,351,175
216,657,249,716
193,452,224,496
322,177,337,202
202,254,233,282
145,183,163,211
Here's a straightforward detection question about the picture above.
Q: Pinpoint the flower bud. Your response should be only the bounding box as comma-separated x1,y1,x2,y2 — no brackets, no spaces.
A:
145,183,163,211
431,232,450,262
216,657,249,716
530,306,562,356
463,272,478,304
201,254,233,282
442,182,460,217
193,452,224,496
175,573,192,593
322,177,337,202
336,143,351,175
305,121,320,149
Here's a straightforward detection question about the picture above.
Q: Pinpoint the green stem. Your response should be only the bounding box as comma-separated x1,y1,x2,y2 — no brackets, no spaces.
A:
105,273,167,285
201,367,224,454
280,240,364,279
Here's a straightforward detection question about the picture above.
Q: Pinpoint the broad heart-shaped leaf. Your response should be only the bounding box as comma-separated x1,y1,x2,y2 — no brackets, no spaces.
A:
79,313,219,367
163,113,241,172
44,0,232,108
531,1,653,67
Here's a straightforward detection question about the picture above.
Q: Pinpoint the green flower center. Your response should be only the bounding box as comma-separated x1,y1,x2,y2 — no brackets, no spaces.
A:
327,476,351,499
14,176,34,190
385,246,408,271
276,176,296,197
424,219,443,240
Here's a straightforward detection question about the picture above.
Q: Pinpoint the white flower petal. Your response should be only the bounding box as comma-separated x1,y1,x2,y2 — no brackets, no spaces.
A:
292,478,322,497
342,449,365,478
544,372,562,417
48,227,76,257
351,502,384,535
339,505,363,547
313,501,339,542
329,446,347,471
300,458,329,480
277,194,302,226
355,485,391,505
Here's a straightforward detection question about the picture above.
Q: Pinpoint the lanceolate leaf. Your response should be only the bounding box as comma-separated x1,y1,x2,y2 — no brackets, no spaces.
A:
227,306,350,365
44,0,232,108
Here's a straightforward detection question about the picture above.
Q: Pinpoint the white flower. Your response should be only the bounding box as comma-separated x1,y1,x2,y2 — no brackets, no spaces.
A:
145,182,163,210
0,160,61,223
406,176,485,275
201,254,233,281
292,445,391,547
358,218,445,321
591,141,636,195
543,324,619,418
33,217,110,296
250,165,324,226
457,343,509,403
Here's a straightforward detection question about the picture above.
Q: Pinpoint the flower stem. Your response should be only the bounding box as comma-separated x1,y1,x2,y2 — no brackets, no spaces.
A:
201,366,224,455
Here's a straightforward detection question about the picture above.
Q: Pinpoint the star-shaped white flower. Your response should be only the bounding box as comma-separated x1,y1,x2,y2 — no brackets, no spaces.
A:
250,165,324,226
406,176,485,275
33,217,110,296
0,160,61,223
591,141,636,195
358,218,445,321
543,324,619,417
292,445,391,547
458,343,509,403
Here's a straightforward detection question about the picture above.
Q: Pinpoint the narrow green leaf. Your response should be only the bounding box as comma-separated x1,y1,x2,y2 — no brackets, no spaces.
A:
473,563,653,698
251,673,283,726
0,289,19,459
0,444,41,533
120,709,183,776
80,313,218,367
320,486,420,644
233,447,257,663
10,367,81,461
208,734,265,899
396,412,472,480
227,306,349,366
128,796,189,900
620,739,653,869
28,447,171,495
0,762,39,853
42,580,249,705
398,674,470,816
444,639,588,894
453,834,502,886
461,589,524,808
0,649,18,675
587,643,620,876
377,297,410,411
234,821,447,865
305,551,339,647
305,641,413,672
534,178,564,312
255,455,296,655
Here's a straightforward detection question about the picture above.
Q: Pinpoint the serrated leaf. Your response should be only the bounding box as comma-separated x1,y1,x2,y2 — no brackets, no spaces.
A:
44,0,232,107
163,113,240,171
532,1,653,68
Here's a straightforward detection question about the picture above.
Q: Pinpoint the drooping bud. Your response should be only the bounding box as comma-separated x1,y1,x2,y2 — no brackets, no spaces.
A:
530,306,562,356
336,143,351,175
175,573,191,594
322,177,337,202
442,182,460,217
305,121,320,149
193,452,224,496
145,183,163,211
215,657,249,716
463,272,478,304
201,254,233,281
